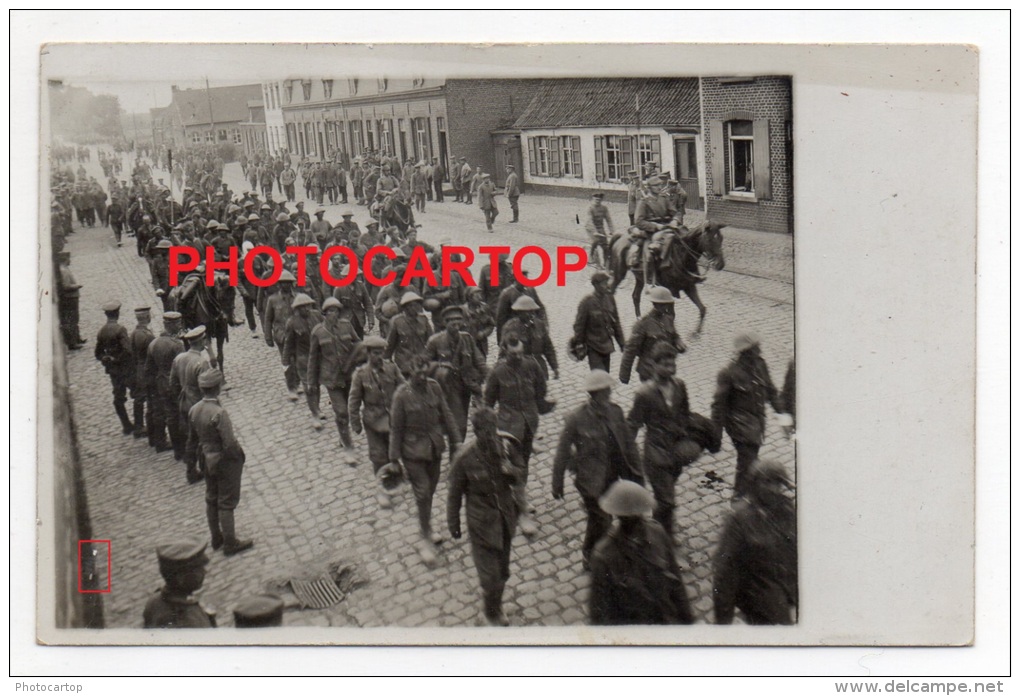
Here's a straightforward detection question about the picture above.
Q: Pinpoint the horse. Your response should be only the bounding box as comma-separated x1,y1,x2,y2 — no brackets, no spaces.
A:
609,220,726,334
380,197,416,237
169,272,236,374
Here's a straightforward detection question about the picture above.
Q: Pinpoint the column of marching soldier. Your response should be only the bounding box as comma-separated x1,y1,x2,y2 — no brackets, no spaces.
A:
57,147,799,629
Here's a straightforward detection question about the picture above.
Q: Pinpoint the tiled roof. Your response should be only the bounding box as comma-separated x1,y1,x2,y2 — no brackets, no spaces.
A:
172,84,262,127
512,78,699,129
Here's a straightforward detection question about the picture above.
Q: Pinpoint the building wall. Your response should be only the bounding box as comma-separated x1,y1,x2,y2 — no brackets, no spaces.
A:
444,79,547,184
701,76,792,234
263,81,287,154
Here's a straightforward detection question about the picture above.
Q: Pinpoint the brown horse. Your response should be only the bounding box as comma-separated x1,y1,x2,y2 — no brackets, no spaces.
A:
609,220,726,333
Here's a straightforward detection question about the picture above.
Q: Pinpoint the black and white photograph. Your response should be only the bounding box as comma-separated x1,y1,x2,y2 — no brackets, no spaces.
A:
15,13,1003,679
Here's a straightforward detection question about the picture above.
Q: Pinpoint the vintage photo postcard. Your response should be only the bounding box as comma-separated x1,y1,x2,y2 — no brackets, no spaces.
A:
28,40,977,656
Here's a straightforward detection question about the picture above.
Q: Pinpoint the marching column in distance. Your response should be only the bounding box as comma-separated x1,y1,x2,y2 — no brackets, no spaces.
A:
552,370,644,570
349,335,406,508
94,300,135,435
711,332,787,498
307,297,361,464
619,286,687,385
388,356,462,567
571,270,626,373
589,480,694,625
189,368,254,556
483,337,550,539
447,406,524,626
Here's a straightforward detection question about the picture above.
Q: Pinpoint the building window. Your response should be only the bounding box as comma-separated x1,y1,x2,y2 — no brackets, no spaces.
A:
217,129,228,142
322,79,333,99
378,119,393,155
348,79,359,96
414,117,431,161
191,131,203,145
593,134,633,182
274,84,282,109
284,82,293,104
527,136,550,176
301,80,312,102
412,77,425,88
377,78,388,92
727,120,754,195
232,129,242,145
349,121,363,155
559,135,582,178
635,134,661,172
204,131,215,144
305,122,316,155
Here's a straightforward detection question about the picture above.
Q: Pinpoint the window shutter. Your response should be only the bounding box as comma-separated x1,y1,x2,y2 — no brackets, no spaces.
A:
594,136,605,182
651,135,661,163
621,137,634,176
528,138,538,176
572,136,582,178
549,137,561,177
709,121,724,195
753,119,772,200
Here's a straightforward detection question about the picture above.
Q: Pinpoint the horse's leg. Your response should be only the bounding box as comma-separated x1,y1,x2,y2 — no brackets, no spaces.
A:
682,285,707,335
216,332,226,374
631,272,644,318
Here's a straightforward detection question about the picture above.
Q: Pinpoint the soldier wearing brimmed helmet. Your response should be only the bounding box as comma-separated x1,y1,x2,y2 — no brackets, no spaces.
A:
711,332,789,498
283,293,324,418
425,305,487,441
499,294,559,382
264,270,301,399
589,480,694,626
552,370,645,570
308,296,361,462
619,286,687,385
384,291,434,378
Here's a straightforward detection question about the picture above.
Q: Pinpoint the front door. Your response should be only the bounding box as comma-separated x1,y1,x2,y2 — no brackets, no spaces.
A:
673,137,702,210
438,131,449,179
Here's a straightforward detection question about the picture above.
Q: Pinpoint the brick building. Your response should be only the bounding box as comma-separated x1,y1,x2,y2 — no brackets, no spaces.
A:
151,84,263,157
701,76,793,234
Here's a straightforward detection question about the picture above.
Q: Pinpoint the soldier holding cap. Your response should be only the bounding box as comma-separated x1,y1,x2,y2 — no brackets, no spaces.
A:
552,370,644,570
143,539,216,629
94,301,136,435
619,286,687,384
711,332,787,497
589,480,694,625
129,307,156,443
447,406,525,626
189,368,254,556
145,311,185,456
170,325,212,484
572,270,625,373
233,594,284,628
264,270,301,399
425,305,488,441
349,334,406,508
384,292,434,378
307,296,360,462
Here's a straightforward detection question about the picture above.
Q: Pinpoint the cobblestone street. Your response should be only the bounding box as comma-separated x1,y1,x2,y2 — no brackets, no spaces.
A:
59,154,794,631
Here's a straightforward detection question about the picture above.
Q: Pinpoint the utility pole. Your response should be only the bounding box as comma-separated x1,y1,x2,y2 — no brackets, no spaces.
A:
205,77,216,142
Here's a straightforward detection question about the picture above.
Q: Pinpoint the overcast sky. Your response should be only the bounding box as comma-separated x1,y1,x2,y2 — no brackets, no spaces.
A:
67,79,243,115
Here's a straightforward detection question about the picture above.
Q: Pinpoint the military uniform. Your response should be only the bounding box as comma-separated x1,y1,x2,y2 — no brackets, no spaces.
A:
500,316,558,380
495,285,546,340
572,290,625,373
462,298,496,358
331,280,375,338
129,313,156,442
389,378,461,541
57,257,84,349
619,310,684,384
94,306,135,434
384,312,433,377
145,318,185,457
711,347,781,497
282,307,324,398
142,541,215,629
425,325,487,440
348,354,405,475
264,287,299,393
307,311,360,449
169,338,212,480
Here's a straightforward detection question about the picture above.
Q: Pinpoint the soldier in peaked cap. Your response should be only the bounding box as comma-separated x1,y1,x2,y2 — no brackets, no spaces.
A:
584,191,614,269
384,291,434,378
189,368,254,556
619,286,686,385
552,370,645,571
572,270,626,373
94,300,136,435
425,304,488,441
589,480,694,626
143,540,215,629
129,307,156,443
349,333,406,509
145,311,185,457
170,325,212,484
233,594,284,628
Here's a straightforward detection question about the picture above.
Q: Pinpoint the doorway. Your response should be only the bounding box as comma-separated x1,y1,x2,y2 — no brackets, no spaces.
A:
673,137,702,210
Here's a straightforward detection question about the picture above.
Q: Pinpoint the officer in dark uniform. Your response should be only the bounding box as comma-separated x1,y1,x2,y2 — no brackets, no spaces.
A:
151,239,174,311
142,540,215,629
425,305,487,441
129,307,156,443
571,271,626,373
619,287,687,384
711,332,788,498
145,311,185,456
94,301,135,434
233,595,285,628
447,406,524,626
189,368,254,556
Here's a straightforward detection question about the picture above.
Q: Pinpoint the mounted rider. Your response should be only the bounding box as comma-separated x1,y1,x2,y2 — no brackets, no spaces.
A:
632,172,685,286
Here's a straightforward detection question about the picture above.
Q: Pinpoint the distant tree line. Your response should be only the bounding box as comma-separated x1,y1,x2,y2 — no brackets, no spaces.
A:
48,81,125,143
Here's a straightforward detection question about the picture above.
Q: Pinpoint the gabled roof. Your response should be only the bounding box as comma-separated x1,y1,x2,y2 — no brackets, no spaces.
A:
171,84,262,127
512,78,699,129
